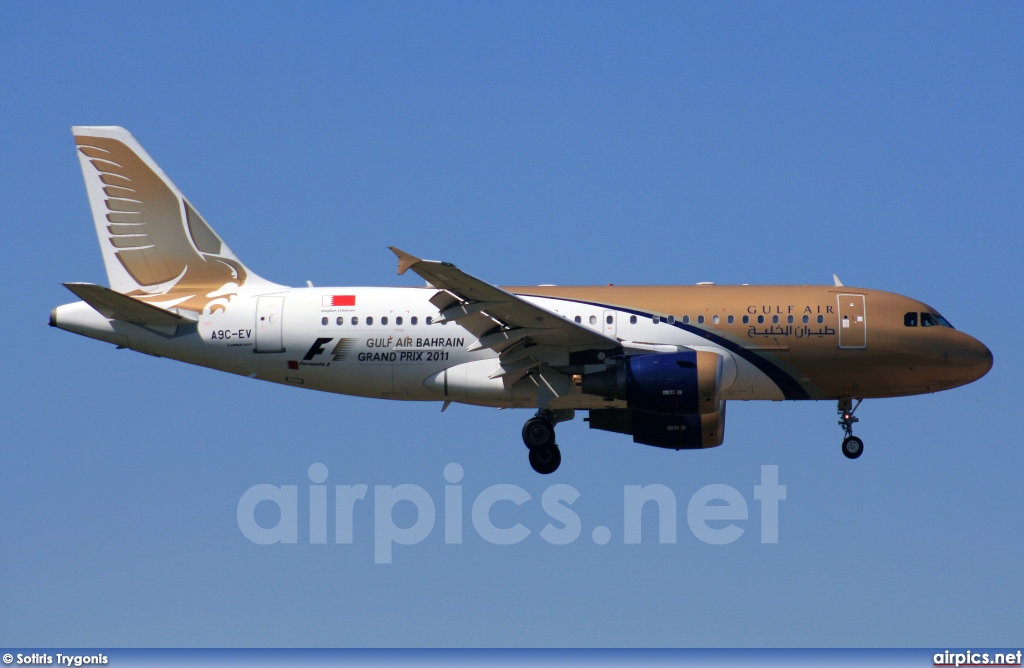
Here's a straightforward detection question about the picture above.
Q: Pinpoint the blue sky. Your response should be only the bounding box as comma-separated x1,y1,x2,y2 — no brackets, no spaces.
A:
1,2,1021,648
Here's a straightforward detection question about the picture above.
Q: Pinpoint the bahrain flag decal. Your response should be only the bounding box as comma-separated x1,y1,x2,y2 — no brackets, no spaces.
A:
323,295,356,307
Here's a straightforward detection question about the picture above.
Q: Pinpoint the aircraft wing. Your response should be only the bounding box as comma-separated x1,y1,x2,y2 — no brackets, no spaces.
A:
389,247,619,356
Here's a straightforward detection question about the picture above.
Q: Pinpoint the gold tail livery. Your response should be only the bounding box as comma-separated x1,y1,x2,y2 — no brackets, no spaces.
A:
51,126,993,473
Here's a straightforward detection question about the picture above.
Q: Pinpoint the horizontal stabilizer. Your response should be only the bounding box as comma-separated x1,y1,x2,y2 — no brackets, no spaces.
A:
63,282,196,327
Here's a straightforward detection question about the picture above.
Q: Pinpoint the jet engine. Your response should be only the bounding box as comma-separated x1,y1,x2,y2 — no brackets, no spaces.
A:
581,350,723,415
582,350,727,449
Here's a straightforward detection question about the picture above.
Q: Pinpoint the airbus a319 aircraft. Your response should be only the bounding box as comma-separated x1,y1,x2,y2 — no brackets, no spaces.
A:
51,127,993,473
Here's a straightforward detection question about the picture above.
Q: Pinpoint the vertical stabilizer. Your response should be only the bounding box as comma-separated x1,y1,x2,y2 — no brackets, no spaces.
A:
72,126,279,314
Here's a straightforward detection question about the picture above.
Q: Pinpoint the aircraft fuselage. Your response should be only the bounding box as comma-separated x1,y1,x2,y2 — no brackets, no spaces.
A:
52,283,992,407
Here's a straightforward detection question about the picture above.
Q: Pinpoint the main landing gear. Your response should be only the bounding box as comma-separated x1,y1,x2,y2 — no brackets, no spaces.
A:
522,409,573,474
838,397,864,460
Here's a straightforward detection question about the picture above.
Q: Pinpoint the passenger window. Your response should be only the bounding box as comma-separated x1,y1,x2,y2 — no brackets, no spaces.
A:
667,316,675,324
411,316,418,325
802,315,809,324
321,317,328,326
336,317,343,326
351,316,359,325
653,316,660,324
697,315,705,324
920,312,939,327
589,315,597,325
787,315,794,324
629,315,637,324
396,316,403,325
366,316,374,326
606,315,613,325
904,312,918,327
772,315,779,324
742,315,749,324
757,315,765,324
682,315,690,324
426,316,433,325
712,315,720,324
727,315,734,324
817,315,824,324
574,315,581,324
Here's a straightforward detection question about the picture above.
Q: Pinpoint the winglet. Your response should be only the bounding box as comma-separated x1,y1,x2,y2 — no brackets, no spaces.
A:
389,247,422,275
833,274,844,287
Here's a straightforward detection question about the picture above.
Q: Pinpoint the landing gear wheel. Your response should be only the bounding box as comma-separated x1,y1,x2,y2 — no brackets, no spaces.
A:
842,436,864,460
529,445,561,474
522,418,555,449
837,398,864,460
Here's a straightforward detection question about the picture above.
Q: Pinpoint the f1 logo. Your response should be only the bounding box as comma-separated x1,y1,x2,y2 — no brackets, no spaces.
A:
303,338,333,361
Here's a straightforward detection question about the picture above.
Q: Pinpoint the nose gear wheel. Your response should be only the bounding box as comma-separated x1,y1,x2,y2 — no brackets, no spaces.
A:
837,397,864,460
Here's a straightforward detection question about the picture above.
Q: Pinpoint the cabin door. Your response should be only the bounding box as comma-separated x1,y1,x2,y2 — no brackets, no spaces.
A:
255,296,286,353
603,310,617,338
837,294,867,349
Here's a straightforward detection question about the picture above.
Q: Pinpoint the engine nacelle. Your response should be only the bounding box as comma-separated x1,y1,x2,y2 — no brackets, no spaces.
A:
580,350,723,415
588,404,727,449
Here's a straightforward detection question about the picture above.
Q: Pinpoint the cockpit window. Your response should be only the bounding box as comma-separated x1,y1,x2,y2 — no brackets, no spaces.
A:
911,311,955,329
919,312,954,328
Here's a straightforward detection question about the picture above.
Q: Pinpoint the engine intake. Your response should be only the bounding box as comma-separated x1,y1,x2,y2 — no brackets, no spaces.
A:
581,350,723,415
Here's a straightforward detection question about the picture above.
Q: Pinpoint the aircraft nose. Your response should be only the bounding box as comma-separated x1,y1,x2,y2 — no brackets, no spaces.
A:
963,335,993,381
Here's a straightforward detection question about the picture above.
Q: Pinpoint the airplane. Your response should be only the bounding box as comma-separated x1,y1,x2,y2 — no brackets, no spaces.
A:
50,126,993,474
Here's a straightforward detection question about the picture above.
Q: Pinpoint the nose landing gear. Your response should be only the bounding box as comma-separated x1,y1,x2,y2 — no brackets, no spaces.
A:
522,409,573,474
838,397,864,459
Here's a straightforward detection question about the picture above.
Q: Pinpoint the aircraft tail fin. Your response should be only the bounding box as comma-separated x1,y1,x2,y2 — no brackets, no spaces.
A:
72,126,278,313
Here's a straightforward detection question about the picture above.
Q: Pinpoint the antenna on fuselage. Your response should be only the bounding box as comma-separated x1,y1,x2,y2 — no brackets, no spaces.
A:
833,274,844,287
